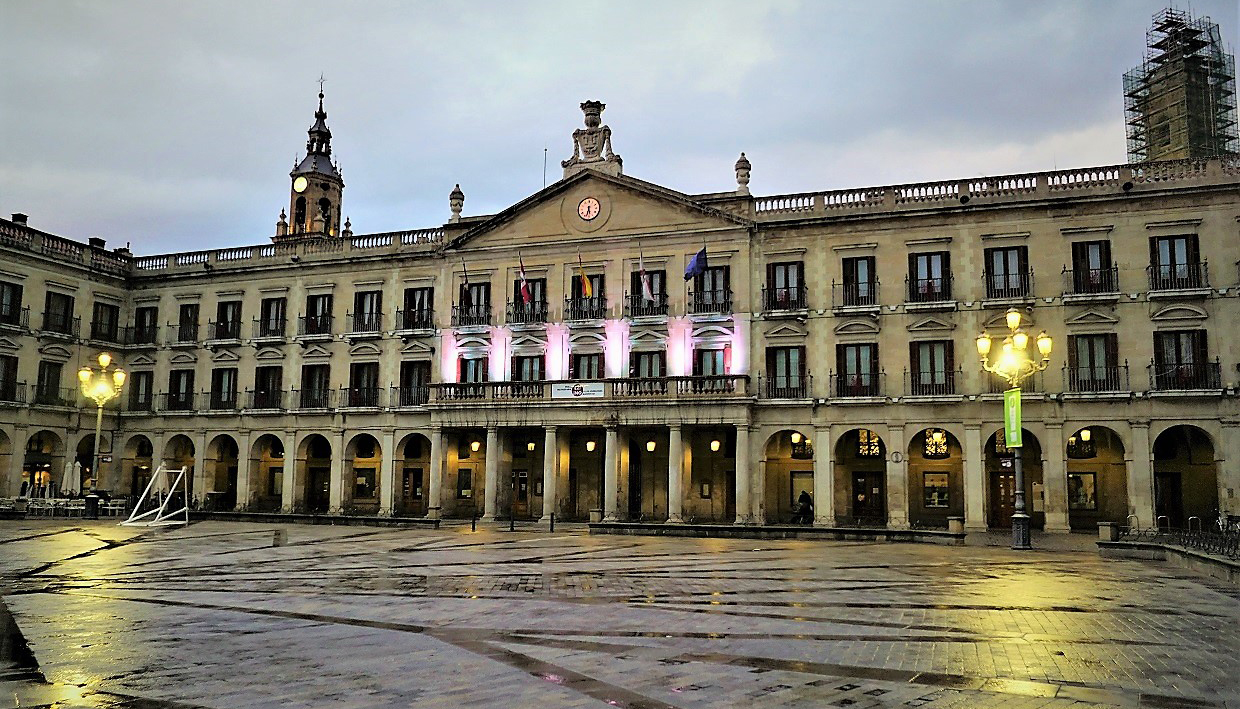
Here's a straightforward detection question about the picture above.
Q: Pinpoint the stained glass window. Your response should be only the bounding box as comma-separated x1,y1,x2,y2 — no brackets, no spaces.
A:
857,429,882,458
924,429,949,459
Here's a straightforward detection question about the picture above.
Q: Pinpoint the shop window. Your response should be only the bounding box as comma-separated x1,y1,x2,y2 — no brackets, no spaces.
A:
1068,473,1097,511
456,468,473,499
923,473,949,508
353,468,376,498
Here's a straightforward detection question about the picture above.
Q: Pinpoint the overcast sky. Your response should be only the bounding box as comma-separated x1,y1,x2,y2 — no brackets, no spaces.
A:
2,1,1236,255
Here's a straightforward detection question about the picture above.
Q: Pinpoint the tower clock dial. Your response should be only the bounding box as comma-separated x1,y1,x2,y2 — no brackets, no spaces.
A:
293,176,309,193
577,197,601,221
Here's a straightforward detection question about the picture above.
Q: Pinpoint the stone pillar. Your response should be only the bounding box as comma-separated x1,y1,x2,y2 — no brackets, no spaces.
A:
280,431,298,511
328,430,345,513
6,427,27,497
667,424,684,523
426,426,444,519
1223,421,1240,516
1041,423,1069,532
963,424,987,530
234,431,253,511
540,426,558,521
885,426,910,530
482,427,500,520
603,426,620,521
192,431,209,505
1128,422,1154,528
379,430,397,516
734,424,751,524
813,427,834,526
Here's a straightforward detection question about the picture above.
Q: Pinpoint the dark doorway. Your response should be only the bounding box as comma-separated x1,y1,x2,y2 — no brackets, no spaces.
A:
989,471,1016,527
511,469,530,519
308,467,330,512
851,471,884,522
1154,471,1183,528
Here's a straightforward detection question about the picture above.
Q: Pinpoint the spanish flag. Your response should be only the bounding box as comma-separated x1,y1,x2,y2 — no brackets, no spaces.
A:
577,252,593,298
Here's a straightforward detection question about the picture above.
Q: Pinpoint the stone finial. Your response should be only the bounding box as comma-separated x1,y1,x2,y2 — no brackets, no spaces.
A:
735,152,752,195
449,184,464,223
562,100,622,178
342,217,353,238
276,208,288,237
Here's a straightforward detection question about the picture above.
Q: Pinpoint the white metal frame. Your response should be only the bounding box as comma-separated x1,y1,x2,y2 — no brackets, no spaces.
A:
121,465,190,527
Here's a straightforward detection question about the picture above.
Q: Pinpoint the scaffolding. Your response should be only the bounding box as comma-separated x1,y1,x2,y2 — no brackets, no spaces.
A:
1124,8,1238,163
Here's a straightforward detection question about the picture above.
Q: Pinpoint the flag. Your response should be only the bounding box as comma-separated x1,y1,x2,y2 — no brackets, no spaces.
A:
518,253,532,305
639,251,655,302
460,260,473,308
684,246,707,281
577,252,593,298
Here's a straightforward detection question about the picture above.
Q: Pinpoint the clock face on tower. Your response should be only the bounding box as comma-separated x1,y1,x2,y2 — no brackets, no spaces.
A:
577,197,601,221
293,176,309,193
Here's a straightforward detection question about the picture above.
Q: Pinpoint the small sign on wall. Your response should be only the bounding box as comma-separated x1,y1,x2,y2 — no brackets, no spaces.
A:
552,382,605,399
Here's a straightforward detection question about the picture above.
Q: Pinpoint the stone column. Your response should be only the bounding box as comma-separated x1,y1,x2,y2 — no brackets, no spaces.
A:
812,427,834,526
483,426,500,520
963,424,987,531
1223,421,1240,516
603,426,620,521
734,424,751,524
281,431,298,511
884,425,909,529
234,431,253,511
1041,423,1069,532
540,426,558,522
192,431,209,505
667,424,684,523
426,426,444,519
6,427,28,497
379,430,397,516
328,430,345,513
1128,422,1154,528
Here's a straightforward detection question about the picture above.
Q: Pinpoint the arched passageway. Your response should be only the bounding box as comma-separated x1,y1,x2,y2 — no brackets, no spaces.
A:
205,434,239,510
248,434,285,511
1153,425,1218,528
298,434,332,513
984,429,1043,530
1065,426,1128,529
763,429,814,524
835,429,887,526
906,428,963,528
344,433,381,515
395,434,430,516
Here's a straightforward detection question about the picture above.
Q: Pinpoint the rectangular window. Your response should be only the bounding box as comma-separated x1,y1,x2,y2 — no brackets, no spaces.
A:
1150,235,1202,289
1067,334,1119,391
460,357,488,383
1153,330,1213,390
254,366,283,408
300,364,330,407
397,360,431,405
305,294,333,335
923,472,950,508
569,274,605,320
168,369,195,410
177,303,199,342
908,251,951,301
631,350,666,378
629,269,666,298
1068,473,1097,510
210,368,238,409
354,468,377,499
765,346,806,398
214,301,242,339
693,348,726,377
43,292,75,334
352,291,382,332
692,266,730,313
766,261,805,310
348,362,380,406
0,282,22,325
0,354,18,401
512,355,544,381
909,340,954,395
836,343,879,396
456,468,474,499
91,301,120,342
36,361,63,404
134,306,158,343
511,277,547,323
401,287,434,329
984,246,1029,299
268,467,284,497
570,352,604,380
1070,240,1114,293
456,282,491,326
258,297,286,337
841,256,876,306
128,370,153,410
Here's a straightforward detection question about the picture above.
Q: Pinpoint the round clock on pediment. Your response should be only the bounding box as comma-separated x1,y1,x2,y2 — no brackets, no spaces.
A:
578,197,601,221
561,193,612,233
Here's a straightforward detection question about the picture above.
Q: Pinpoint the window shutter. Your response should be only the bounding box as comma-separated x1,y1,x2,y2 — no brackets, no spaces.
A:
907,253,917,291
1192,330,1208,363
1148,237,1159,269
909,342,920,377
1104,333,1118,368
1067,335,1078,369
945,340,955,374
797,346,807,380
870,344,880,374
941,252,952,298
835,344,845,375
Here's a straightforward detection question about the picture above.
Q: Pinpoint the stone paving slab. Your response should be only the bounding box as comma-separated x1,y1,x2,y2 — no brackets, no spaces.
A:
0,520,1237,708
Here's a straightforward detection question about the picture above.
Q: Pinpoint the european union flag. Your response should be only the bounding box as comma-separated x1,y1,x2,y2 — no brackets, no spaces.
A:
684,247,707,281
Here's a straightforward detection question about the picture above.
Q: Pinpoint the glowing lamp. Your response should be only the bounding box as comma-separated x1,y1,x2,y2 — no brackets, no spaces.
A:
646,440,656,452
97,352,112,368
1080,428,1091,442
1068,435,1076,446
1036,331,1052,358
975,333,992,357
527,441,536,452
710,439,720,452
932,430,946,444
113,370,126,387
585,440,596,452
1005,308,1022,331
1012,331,1029,351
470,440,481,453
78,368,92,383
790,432,802,444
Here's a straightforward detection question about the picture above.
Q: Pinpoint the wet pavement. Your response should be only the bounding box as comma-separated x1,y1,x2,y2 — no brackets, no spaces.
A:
1,520,1237,708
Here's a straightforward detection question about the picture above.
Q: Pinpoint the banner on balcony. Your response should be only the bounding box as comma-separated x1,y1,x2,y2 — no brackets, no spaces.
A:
552,382,605,399
1003,388,1022,448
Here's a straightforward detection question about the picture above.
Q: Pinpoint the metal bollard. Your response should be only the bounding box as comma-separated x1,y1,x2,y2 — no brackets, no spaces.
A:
273,530,287,547
471,510,477,532
550,512,555,533
510,514,515,532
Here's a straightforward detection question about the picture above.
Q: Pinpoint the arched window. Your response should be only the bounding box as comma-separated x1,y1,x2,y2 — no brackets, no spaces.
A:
294,196,307,233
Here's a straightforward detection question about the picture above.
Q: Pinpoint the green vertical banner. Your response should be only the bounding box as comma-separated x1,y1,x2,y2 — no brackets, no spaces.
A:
1003,388,1023,448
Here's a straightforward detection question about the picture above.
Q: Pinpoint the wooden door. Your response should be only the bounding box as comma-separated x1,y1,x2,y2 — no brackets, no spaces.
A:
989,471,1015,528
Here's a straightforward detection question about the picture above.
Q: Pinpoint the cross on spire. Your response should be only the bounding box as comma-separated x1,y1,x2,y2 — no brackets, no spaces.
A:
318,74,325,94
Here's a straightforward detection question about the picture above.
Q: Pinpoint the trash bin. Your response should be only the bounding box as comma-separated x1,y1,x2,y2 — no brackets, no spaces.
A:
589,508,603,523
84,494,100,520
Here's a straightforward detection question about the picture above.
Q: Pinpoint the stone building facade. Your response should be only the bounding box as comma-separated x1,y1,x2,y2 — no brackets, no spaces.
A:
2,97,1238,532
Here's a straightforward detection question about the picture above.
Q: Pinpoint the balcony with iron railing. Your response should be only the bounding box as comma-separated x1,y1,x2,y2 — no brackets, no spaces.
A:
906,276,954,305
292,387,334,410
395,308,434,331
986,371,1045,394
390,385,430,407
297,314,333,338
832,281,879,312
983,271,1033,302
125,394,155,413
0,381,26,405
246,388,285,410
625,293,668,318
345,312,383,337
829,371,884,398
158,391,197,413
507,300,549,325
564,296,607,321
40,311,80,338
1148,262,1209,293
170,322,199,345
687,289,732,316
1062,266,1119,298
759,374,811,399
252,318,287,340
904,369,960,397
340,386,384,408
761,286,807,312
0,306,30,331
1149,360,1222,392
32,386,77,407
206,319,242,342
88,320,121,344
451,304,491,327
429,375,750,403
121,324,159,347
1063,364,1130,394
208,390,239,411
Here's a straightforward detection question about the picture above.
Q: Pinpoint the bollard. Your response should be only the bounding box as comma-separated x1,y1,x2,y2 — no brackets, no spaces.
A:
273,529,287,547
1098,521,1118,542
471,510,477,532
946,516,964,535
510,514,515,532
550,512,555,533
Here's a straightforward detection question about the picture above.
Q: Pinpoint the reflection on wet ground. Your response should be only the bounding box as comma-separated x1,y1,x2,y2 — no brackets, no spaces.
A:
1,520,1238,708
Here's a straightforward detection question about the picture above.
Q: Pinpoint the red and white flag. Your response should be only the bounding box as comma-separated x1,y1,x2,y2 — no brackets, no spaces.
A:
518,253,532,305
639,251,655,302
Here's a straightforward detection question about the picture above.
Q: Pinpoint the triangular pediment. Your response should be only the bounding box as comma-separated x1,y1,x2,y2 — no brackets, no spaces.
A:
983,311,1037,330
127,353,157,367
0,336,18,353
400,340,434,355
764,322,808,339
302,345,332,360
1065,308,1119,326
255,347,286,361
834,318,880,336
455,334,490,349
511,333,547,349
349,342,382,357
907,316,956,333
37,343,73,361
211,349,240,363
1150,303,1207,322
446,171,751,251
569,331,605,352
629,329,666,344
169,352,197,365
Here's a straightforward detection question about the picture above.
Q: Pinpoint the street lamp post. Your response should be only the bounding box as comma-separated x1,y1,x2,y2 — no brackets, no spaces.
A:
976,309,1051,551
78,352,126,519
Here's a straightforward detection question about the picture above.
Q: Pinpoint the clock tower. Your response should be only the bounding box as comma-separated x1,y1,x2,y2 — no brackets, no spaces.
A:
278,90,344,240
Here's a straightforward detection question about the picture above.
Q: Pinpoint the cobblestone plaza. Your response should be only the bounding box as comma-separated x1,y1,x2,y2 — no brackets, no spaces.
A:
1,521,1237,708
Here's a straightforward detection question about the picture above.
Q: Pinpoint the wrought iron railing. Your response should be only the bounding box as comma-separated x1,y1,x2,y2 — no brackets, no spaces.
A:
1063,266,1118,295
564,296,606,321
1148,262,1208,291
625,293,668,317
172,322,199,344
0,306,29,329
1148,360,1222,391
0,381,25,404
1117,524,1240,561
208,390,239,410
906,276,953,303
122,324,159,346
904,369,959,396
89,321,121,343
761,375,810,399
395,308,434,330
297,314,333,337
832,281,878,308
390,385,430,406
293,387,333,409
253,318,286,338
451,304,490,327
341,386,383,407
507,300,549,325
830,371,883,398
247,389,285,410
32,386,76,407
346,312,383,334
41,311,80,337
687,289,732,315
158,391,197,412
762,286,807,311
207,319,242,340
984,270,1033,300
1064,364,1129,392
